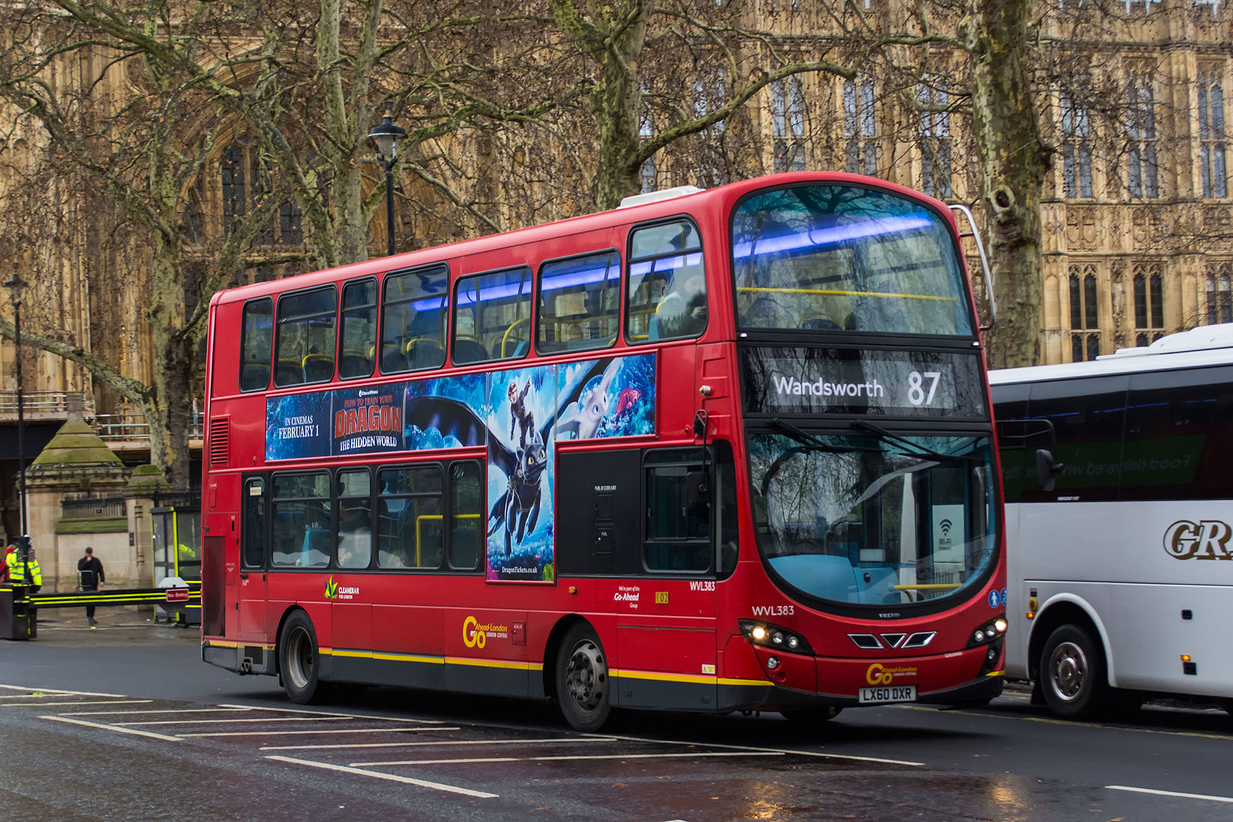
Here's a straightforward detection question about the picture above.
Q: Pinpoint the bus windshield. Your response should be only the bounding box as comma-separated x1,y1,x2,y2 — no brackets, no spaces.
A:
748,432,996,607
732,184,973,336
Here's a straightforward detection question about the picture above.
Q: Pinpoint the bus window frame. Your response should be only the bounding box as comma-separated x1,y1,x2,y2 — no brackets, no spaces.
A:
268,469,334,569
375,461,447,572
272,284,340,389
338,276,379,381
241,475,268,569
536,248,623,356
239,297,274,393
642,447,714,576
447,459,485,572
380,262,450,376
335,466,376,571
625,216,708,345
452,264,534,366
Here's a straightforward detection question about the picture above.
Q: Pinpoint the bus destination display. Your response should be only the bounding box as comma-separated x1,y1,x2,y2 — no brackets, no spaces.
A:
741,346,986,417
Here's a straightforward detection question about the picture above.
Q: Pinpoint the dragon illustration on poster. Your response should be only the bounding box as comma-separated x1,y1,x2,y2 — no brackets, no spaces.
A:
402,358,613,557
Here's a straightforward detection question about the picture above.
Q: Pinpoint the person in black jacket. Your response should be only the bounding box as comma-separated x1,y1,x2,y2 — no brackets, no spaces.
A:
78,546,105,628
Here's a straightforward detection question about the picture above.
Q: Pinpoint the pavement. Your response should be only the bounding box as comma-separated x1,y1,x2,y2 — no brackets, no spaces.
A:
20,605,199,647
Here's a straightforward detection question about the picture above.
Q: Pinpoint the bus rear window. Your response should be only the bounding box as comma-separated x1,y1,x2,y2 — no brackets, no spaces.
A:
274,287,337,387
240,298,273,392
538,251,621,354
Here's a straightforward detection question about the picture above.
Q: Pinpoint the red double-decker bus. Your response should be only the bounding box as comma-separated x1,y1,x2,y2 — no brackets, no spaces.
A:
201,171,1007,731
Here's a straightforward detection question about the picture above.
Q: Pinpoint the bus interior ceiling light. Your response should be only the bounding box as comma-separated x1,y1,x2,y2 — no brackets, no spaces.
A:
732,214,934,260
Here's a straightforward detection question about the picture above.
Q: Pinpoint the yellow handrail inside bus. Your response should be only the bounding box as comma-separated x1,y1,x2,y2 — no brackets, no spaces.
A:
737,286,957,302
501,317,530,357
415,513,481,566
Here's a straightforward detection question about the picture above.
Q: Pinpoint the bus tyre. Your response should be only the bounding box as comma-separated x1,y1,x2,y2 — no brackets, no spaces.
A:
556,624,611,732
280,611,324,705
780,706,843,726
1040,624,1106,721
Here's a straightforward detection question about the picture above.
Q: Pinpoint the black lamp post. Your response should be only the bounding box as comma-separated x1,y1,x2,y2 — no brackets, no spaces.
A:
368,106,406,257
4,273,29,568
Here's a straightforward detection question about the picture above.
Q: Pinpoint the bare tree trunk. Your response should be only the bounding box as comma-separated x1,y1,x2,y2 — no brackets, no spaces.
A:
966,0,1049,368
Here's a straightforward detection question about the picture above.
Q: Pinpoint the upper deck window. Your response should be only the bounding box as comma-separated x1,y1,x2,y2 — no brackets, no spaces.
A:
382,264,448,373
240,297,273,392
453,266,533,364
274,287,338,387
627,221,707,342
731,184,973,337
339,278,377,380
538,251,621,354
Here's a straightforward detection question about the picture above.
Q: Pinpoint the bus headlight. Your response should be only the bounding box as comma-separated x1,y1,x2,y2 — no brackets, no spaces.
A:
967,615,1007,648
739,620,812,655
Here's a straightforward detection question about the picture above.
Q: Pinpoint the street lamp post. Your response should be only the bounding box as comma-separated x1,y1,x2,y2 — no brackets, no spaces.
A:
4,273,29,574
368,106,406,257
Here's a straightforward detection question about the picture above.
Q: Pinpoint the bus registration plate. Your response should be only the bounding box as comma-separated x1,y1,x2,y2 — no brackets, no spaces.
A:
858,685,916,704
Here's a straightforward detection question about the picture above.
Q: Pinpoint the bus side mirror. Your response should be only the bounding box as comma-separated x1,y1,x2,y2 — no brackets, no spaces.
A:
1035,449,1064,492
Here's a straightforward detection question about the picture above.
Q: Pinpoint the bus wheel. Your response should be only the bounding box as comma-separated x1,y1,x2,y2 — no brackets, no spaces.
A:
556,624,611,732
280,611,323,704
1040,624,1106,721
780,706,843,726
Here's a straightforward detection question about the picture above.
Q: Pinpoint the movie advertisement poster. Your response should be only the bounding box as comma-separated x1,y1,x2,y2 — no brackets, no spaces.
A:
266,391,334,461
334,385,405,456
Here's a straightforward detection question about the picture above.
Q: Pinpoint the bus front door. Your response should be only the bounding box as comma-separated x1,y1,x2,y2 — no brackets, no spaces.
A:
237,478,270,661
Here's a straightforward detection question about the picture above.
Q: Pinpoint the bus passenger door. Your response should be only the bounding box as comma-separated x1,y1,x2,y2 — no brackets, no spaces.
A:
237,477,269,646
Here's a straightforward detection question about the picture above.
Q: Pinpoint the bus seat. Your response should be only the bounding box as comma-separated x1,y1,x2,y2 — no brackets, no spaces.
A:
274,359,303,386
339,351,373,378
302,354,335,382
452,339,489,365
241,362,270,390
380,344,406,373
406,339,445,370
512,340,530,358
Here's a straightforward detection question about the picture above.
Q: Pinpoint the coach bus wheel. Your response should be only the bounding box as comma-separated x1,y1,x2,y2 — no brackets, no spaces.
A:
1040,624,1106,721
556,624,611,732
780,706,843,726
280,611,323,704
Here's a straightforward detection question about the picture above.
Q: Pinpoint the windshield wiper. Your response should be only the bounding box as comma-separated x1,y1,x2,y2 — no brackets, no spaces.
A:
768,418,873,454
851,419,981,463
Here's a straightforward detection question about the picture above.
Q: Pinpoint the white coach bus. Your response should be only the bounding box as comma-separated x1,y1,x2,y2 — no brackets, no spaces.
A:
989,324,1233,720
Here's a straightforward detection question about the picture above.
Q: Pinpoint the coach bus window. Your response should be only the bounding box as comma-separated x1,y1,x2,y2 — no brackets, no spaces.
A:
240,298,273,391
270,472,332,568
339,278,377,380
538,251,621,353
454,267,532,364
449,461,483,570
1122,366,1233,501
748,431,997,607
628,220,707,342
732,184,972,336
274,287,337,387
1026,376,1128,502
382,264,448,373
242,477,266,569
377,465,444,569
336,470,373,569
645,449,712,573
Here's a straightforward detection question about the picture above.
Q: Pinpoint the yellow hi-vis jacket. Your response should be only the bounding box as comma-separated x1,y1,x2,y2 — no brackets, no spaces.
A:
5,552,42,587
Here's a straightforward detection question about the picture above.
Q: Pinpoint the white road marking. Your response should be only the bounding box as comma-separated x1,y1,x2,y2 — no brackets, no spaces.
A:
116,716,352,726
183,726,447,738
18,700,155,707
63,707,250,716
42,715,183,742
265,755,498,799
351,751,782,767
598,732,924,767
0,684,129,697
261,736,602,751
217,703,443,723
1107,785,1233,804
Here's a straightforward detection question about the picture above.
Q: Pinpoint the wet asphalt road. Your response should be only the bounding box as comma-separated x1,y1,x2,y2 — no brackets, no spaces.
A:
2,609,1233,821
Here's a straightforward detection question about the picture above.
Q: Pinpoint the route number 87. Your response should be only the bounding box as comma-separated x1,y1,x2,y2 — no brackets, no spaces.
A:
907,371,941,406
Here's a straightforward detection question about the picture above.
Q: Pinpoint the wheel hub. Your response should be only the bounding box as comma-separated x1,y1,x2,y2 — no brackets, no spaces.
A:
1048,640,1087,703
565,641,607,712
